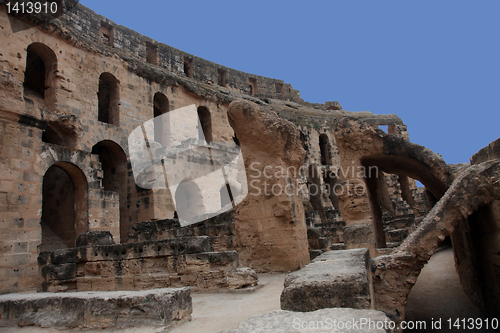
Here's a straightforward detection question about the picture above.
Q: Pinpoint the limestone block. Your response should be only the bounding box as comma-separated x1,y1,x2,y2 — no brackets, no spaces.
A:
281,248,372,312
0,288,191,328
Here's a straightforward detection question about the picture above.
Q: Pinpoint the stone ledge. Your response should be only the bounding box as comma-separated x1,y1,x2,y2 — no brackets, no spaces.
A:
0,288,192,329
221,308,393,333
281,248,372,312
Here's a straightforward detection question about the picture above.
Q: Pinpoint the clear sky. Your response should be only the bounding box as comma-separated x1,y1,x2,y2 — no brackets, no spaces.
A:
80,0,499,165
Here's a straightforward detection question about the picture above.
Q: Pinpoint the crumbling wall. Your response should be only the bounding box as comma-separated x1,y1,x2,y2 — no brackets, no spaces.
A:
227,99,309,272
332,117,452,253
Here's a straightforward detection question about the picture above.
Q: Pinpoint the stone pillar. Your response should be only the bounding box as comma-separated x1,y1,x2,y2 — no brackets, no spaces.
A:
227,100,309,272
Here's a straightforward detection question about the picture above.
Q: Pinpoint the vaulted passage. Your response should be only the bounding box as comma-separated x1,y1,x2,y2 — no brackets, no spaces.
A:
98,73,119,126
41,163,88,252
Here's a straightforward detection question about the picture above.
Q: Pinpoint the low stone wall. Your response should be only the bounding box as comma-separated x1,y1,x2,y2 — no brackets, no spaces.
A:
131,210,235,252
39,234,257,292
281,248,373,312
0,288,191,329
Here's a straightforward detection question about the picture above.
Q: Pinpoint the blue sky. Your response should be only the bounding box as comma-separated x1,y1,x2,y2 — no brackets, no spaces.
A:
80,0,499,164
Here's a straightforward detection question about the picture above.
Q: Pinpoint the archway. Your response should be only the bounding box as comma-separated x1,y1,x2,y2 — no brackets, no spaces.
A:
361,155,448,248
91,140,130,243
98,73,119,126
153,92,169,144
24,43,57,108
41,162,87,251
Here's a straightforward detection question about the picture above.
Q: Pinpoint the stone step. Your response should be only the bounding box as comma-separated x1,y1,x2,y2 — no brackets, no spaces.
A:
331,243,347,251
281,248,372,312
385,228,409,242
308,237,331,250
309,249,324,261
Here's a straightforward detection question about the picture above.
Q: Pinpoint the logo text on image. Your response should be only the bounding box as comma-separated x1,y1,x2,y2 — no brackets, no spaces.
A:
128,105,248,227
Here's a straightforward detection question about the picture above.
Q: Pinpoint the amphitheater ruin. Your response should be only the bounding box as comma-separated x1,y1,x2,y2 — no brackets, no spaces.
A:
0,1,499,332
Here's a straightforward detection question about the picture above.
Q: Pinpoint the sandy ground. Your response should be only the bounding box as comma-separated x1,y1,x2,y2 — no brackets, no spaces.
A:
167,273,285,333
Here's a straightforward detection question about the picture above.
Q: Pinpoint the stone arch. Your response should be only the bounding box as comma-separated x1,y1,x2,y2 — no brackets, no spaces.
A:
91,140,131,243
153,92,169,144
41,161,88,251
361,154,450,248
24,42,57,109
197,106,212,142
372,161,500,322
98,72,120,126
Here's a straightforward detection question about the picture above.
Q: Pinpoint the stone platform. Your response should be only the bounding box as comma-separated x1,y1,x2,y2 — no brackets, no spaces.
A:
0,288,191,329
280,248,373,312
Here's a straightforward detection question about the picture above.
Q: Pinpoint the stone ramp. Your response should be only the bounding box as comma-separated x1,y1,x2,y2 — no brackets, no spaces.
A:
280,248,373,312
0,288,191,329
221,308,393,332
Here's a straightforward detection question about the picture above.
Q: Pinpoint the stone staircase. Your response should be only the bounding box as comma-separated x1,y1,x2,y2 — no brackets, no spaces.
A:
38,212,258,293
306,207,346,259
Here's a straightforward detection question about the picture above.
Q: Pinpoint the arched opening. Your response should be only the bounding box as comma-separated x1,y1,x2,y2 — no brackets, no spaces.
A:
24,43,57,108
98,73,119,126
319,134,331,166
361,155,448,249
91,140,130,243
197,106,212,142
153,92,169,144
41,162,88,251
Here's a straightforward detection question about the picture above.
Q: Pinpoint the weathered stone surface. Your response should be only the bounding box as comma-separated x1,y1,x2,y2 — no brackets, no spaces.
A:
76,230,115,247
0,287,192,328
221,308,393,333
226,267,259,289
228,99,310,272
281,248,372,312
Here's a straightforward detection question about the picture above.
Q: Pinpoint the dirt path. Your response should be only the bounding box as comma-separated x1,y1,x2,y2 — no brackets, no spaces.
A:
168,273,285,332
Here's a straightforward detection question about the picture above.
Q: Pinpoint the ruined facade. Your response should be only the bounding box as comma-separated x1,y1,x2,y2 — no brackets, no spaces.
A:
1,1,499,329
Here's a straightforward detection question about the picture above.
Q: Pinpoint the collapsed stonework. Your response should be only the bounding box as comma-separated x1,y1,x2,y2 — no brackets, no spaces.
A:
0,1,499,330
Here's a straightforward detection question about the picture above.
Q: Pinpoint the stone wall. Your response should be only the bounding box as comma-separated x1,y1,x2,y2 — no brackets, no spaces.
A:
39,232,257,293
